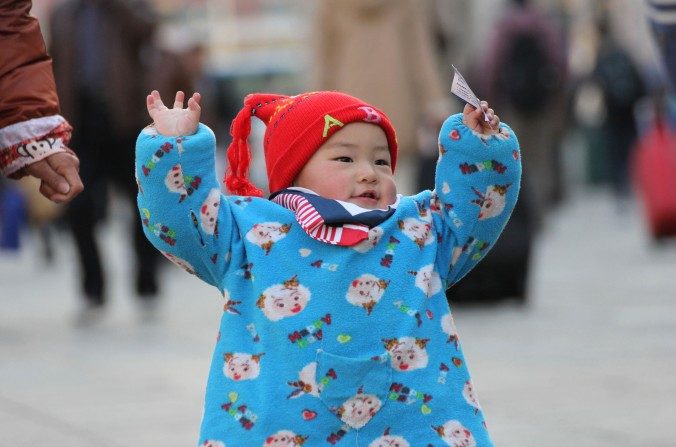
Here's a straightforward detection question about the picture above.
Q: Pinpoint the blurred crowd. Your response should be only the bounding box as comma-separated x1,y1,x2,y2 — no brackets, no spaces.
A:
1,0,674,319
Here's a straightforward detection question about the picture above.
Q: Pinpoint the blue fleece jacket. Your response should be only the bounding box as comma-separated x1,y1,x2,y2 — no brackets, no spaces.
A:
135,113,521,447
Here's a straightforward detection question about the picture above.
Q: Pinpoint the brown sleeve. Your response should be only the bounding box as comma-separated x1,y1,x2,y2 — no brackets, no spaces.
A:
0,0,61,128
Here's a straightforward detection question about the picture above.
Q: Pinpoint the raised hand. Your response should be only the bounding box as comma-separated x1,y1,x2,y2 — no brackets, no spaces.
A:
146,90,201,137
463,101,500,136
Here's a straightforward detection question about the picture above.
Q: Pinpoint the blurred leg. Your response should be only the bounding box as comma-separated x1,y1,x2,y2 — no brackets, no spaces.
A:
67,182,105,305
110,134,160,300
66,92,109,306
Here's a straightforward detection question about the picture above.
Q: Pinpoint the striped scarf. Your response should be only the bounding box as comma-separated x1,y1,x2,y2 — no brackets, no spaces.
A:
270,187,399,246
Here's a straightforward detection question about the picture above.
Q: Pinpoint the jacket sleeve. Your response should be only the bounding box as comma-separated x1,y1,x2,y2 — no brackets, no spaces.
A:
0,0,73,178
135,123,234,292
431,113,522,287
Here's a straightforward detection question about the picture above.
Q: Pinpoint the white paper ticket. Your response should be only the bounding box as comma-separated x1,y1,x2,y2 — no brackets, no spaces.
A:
451,65,489,122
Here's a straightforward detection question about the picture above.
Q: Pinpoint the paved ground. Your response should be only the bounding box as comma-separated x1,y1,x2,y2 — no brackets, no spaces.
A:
1,188,675,447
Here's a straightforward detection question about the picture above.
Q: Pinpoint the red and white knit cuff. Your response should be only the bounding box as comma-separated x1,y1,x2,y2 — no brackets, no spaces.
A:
0,115,74,178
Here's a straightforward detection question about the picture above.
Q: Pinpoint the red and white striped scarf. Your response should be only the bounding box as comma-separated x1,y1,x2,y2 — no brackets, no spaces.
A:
270,187,398,246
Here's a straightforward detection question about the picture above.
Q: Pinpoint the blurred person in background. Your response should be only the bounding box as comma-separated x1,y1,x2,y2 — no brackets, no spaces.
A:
313,0,452,195
49,0,160,323
418,0,473,192
455,0,568,304
593,12,646,201
645,0,676,132
482,0,568,226
646,0,676,89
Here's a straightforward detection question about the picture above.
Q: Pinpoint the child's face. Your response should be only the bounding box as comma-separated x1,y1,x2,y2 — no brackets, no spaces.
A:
294,122,397,209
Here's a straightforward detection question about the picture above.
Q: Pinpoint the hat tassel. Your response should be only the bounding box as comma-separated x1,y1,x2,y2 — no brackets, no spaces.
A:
225,107,264,197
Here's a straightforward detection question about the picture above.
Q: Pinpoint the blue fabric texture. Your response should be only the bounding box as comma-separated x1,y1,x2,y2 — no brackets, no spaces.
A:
135,113,521,447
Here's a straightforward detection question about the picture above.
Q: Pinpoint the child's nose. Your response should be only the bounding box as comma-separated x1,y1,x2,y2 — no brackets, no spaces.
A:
358,163,378,183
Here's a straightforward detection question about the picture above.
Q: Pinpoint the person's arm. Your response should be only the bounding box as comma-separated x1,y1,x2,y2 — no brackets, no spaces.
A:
136,91,234,290
0,0,82,202
430,103,522,287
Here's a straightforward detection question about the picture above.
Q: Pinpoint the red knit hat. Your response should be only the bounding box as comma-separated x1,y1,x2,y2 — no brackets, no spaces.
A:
225,91,398,196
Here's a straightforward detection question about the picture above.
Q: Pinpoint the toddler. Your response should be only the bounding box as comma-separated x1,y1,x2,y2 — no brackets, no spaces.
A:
136,89,521,446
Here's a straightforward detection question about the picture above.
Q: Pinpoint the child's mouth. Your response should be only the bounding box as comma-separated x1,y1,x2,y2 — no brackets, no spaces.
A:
356,191,377,200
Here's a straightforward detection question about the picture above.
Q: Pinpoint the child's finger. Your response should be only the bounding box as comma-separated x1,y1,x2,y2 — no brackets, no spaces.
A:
188,92,202,110
173,91,185,109
490,113,500,129
148,90,167,111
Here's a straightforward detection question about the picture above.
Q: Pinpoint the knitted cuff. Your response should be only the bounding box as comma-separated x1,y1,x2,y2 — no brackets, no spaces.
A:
0,116,73,178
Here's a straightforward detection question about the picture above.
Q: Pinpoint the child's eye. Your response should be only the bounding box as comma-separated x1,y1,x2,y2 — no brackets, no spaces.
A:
334,156,353,163
375,159,390,166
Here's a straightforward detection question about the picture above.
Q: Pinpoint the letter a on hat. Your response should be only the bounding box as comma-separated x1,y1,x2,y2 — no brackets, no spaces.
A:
323,114,344,138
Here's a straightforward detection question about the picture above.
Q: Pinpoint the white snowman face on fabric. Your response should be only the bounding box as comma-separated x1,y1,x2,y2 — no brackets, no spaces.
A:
383,337,429,372
346,274,387,314
337,390,382,429
257,277,311,321
202,441,225,447
164,164,186,194
352,227,384,253
398,218,433,247
414,264,442,297
463,380,481,411
200,188,221,235
223,352,264,381
434,420,476,447
246,222,291,254
262,430,305,447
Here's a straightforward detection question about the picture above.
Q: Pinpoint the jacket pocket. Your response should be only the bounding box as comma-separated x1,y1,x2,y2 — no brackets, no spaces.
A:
315,348,391,430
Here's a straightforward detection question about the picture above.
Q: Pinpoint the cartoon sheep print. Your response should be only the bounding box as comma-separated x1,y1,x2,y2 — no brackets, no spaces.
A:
135,108,521,445
383,337,430,372
368,428,410,447
433,420,477,447
287,362,320,399
200,188,221,235
398,217,433,248
346,274,389,314
463,380,482,414
165,164,186,195
471,184,511,220
160,250,195,275
337,388,383,429
413,264,442,297
257,276,310,321
223,352,264,381
246,222,291,254
352,227,384,253
262,430,307,447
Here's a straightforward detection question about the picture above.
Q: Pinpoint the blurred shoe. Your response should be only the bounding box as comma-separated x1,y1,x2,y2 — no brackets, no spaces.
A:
73,302,105,328
136,273,158,297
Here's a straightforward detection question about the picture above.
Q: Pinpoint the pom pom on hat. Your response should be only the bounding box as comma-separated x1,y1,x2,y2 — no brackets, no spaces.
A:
224,91,398,196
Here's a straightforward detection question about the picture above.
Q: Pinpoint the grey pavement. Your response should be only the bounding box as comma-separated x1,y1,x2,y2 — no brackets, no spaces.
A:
1,188,675,446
